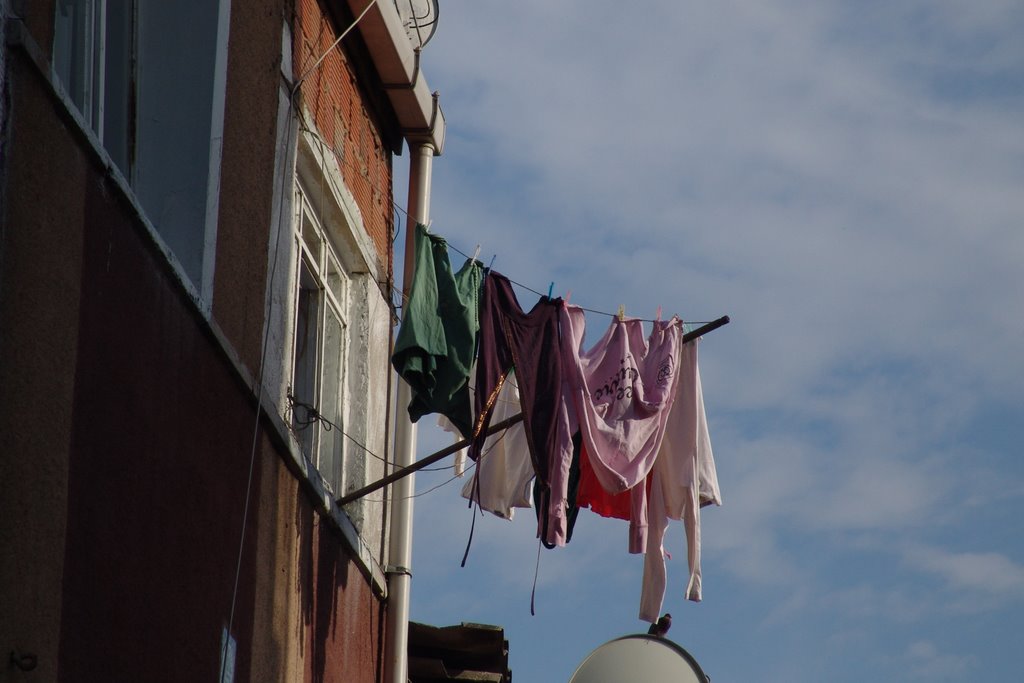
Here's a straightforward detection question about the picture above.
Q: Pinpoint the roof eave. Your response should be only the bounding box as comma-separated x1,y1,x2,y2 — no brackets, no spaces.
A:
347,0,446,154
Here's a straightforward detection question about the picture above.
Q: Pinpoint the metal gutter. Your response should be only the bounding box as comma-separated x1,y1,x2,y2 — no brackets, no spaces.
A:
383,139,435,683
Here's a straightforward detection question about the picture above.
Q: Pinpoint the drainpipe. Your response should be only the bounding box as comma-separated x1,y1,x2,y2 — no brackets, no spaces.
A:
384,140,435,683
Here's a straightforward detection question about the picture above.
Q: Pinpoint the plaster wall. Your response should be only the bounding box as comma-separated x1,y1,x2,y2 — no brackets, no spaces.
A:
0,52,83,683
56,166,264,681
251,449,385,682
212,0,286,373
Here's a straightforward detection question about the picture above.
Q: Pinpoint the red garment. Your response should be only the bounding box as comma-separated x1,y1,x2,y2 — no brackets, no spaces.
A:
577,442,652,521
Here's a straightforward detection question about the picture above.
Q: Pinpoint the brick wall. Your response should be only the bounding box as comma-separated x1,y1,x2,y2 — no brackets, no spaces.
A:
294,0,395,282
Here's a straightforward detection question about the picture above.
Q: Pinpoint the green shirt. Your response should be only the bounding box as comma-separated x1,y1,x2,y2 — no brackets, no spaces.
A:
392,224,482,437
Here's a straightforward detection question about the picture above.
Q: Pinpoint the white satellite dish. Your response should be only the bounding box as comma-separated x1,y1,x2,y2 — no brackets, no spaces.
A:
569,635,710,683
393,0,439,48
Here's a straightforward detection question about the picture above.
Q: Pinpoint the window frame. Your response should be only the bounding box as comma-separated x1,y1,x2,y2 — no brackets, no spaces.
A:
289,180,352,497
274,105,390,530
51,0,231,309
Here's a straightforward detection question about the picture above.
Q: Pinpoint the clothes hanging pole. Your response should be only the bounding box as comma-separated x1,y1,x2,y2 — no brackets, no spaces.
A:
339,314,729,506
337,413,525,506
683,314,729,343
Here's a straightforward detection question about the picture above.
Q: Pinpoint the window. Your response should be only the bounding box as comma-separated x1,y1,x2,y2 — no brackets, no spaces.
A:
277,125,391,528
52,0,131,170
52,0,228,294
289,183,351,495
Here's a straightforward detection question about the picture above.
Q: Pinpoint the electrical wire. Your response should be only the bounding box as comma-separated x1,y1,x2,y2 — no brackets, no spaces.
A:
289,3,401,322
289,392,496,476
292,24,717,328
288,393,392,467
441,233,719,325
377,464,469,502
359,426,513,504
222,72,298,683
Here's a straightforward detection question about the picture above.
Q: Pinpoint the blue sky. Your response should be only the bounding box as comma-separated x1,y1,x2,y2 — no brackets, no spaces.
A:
388,2,1024,681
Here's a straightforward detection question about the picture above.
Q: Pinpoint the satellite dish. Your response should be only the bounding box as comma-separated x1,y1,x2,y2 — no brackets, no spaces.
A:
393,0,439,48
568,635,710,683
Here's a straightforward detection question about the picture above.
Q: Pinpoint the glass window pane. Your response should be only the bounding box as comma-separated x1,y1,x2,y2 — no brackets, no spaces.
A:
102,0,132,173
326,251,347,310
53,1,132,173
134,0,219,285
291,257,320,458
318,306,345,491
53,0,99,127
301,209,323,266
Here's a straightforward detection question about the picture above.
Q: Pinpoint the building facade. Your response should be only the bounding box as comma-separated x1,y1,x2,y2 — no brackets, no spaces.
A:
0,0,443,680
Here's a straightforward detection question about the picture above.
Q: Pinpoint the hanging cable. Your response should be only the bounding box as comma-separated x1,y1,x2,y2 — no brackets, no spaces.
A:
360,426,511,504
288,393,398,468
292,0,380,98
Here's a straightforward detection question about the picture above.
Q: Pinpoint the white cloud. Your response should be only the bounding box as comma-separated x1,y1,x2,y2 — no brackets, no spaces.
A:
903,640,977,680
822,584,931,624
903,546,1024,602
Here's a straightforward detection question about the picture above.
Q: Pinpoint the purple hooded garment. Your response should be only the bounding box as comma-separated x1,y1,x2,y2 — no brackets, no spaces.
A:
469,272,577,546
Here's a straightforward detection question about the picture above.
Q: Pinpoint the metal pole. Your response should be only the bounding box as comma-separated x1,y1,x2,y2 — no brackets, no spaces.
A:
338,413,526,506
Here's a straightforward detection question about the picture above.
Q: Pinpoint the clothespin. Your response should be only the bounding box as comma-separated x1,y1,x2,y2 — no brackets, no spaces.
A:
617,304,626,321
547,282,554,299
564,290,572,305
472,244,481,263
655,305,662,322
488,255,496,271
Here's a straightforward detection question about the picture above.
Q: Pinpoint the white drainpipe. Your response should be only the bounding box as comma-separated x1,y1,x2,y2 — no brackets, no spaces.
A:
384,140,435,683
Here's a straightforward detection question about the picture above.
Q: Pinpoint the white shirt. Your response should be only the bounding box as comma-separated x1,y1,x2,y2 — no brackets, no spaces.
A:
639,340,722,622
439,370,534,519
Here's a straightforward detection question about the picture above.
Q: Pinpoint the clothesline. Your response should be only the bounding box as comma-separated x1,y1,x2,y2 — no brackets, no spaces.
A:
388,209,718,326
445,240,716,326
336,314,729,507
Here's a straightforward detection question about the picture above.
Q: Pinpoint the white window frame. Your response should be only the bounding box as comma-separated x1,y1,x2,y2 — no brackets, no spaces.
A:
288,181,352,496
269,86,391,533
